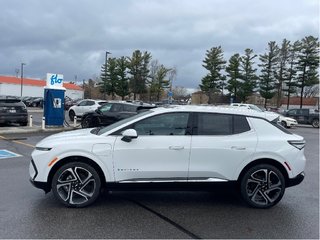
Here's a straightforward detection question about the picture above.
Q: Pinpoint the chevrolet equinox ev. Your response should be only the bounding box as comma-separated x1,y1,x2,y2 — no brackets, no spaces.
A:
30,106,306,208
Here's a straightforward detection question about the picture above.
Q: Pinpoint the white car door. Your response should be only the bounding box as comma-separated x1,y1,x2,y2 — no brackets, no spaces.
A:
189,113,257,181
113,112,192,182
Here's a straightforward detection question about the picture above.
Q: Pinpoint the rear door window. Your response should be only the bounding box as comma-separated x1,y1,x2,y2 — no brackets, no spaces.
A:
195,113,250,135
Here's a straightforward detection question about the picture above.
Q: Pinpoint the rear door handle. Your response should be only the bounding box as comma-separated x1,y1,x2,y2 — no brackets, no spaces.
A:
169,146,185,150
231,146,246,150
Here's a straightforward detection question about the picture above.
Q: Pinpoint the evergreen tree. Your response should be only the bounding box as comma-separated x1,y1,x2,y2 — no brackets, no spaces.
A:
258,41,280,108
153,65,171,101
295,35,319,108
226,53,241,101
115,56,129,100
275,39,291,107
238,49,258,102
200,46,226,104
283,41,300,109
128,50,151,100
99,57,118,99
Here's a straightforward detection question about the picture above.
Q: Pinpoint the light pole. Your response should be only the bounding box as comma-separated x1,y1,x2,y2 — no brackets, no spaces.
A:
104,51,111,99
20,63,26,97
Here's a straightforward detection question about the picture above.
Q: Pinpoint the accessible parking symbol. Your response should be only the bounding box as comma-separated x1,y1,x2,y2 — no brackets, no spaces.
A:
0,150,21,159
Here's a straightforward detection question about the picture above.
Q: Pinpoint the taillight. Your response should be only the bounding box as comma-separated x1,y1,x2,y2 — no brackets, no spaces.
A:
288,140,306,150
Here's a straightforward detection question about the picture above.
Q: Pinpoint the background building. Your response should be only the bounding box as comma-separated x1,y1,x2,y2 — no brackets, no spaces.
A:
0,75,83,99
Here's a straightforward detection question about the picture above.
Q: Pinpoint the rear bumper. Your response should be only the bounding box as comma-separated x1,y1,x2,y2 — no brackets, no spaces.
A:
0,114,28,123
287,172,305,187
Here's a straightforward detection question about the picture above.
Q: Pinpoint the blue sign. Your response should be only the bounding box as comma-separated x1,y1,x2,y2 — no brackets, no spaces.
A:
168,91,173,97
0,150,21,159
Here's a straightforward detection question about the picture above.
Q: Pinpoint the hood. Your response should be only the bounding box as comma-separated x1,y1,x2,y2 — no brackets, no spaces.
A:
36,128,94,147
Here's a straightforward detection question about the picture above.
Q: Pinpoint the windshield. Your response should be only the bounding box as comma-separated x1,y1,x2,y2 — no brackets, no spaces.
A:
249,105,264,112
97,110,153,135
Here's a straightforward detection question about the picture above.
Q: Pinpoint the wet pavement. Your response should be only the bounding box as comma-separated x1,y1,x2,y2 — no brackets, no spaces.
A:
0,127,318,238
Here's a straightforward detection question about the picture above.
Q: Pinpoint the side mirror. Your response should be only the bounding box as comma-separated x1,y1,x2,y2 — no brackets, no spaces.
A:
121,129,138,142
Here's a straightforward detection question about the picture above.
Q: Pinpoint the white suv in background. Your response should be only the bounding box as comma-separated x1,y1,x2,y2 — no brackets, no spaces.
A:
68,99,107,121
30,106,306,208
230,103,298,128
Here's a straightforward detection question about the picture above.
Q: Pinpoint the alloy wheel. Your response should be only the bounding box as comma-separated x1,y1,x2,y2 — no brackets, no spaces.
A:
52,162,101,207
241,164,285,208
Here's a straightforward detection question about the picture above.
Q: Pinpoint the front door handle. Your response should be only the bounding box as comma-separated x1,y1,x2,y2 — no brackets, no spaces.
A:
231,146,246,150
169,146,184,150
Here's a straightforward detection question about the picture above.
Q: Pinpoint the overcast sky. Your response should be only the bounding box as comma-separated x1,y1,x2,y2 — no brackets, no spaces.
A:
0,0,319,89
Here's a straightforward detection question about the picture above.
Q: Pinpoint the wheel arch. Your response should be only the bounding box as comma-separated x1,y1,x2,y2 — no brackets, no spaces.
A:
47,156,107,191
237,158,290,187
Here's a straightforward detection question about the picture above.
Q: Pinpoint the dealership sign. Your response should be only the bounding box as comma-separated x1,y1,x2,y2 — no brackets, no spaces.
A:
46,73,64,89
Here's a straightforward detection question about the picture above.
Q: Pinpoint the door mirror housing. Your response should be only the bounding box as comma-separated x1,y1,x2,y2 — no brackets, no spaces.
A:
121,129,138,142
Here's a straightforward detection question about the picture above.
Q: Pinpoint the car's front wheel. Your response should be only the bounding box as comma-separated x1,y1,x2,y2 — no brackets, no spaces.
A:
240,164,285,208
281,121,288,128
81,116,92,128
311,118,319,128
51,162,101,207
69,110,76,121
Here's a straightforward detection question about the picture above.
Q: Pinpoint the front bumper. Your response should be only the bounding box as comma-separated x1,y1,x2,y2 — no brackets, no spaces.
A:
287,172,305,187
29,159,50,193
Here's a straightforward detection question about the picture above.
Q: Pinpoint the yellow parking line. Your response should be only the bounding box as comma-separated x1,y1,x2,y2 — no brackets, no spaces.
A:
0,136,35,148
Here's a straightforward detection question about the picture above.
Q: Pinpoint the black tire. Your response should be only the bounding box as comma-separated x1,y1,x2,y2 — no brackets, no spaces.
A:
81,116,92,128
20,122,28,126
281,121,287,128
311,119,319,128
51,162,101,208
69,110,76,121
240,164,285,209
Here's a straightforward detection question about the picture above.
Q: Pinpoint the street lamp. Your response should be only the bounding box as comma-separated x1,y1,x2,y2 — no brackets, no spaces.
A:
104,51,111,99
20,63,26,97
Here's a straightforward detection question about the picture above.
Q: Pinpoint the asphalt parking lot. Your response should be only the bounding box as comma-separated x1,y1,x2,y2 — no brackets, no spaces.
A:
0,124,318,238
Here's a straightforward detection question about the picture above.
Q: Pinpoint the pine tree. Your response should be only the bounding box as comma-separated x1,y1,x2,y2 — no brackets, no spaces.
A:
200,46,226,104
283,41,300,109
115,56,129,100
128,50,151,100
259,41,280,108
100,58,118,99
226,53,241,101
295,36,319,108
238,49,258,102
275,39,291,107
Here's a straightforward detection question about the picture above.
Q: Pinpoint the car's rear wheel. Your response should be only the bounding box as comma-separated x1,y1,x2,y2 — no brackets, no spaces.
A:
240,164,285,208
311,119,319,128
51,162,101,207
69,110,76,121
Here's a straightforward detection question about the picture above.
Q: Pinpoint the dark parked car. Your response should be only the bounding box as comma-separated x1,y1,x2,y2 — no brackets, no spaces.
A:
29,97,43,107
0,96,28,126
21,96,36,106
81,101,156,128
284,108,319,128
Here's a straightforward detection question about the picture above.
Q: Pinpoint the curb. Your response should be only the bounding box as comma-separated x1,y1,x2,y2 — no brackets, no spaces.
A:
0,126,78,135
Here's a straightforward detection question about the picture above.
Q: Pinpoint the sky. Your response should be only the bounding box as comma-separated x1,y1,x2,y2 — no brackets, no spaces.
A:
0,0,319,90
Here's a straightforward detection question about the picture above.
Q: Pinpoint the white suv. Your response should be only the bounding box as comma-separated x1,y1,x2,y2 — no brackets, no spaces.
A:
230,103,298,128
68,99,107,121
30,106,306,208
